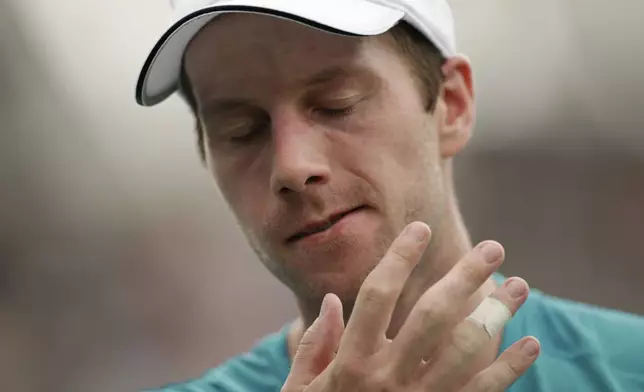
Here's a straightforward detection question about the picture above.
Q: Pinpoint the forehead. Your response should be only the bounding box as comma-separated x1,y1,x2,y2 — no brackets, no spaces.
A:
183,13,394,99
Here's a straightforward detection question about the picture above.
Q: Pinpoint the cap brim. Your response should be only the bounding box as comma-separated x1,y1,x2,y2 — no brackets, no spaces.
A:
135,0,405,106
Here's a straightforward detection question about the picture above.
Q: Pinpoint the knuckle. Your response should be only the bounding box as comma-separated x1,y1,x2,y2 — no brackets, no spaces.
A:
451,328,480,356
458,258,484,284
389,243,416,265
331,358,400,391
295,334,316,353
359,281,393,305
501,360,523,380
417,299,451,326
370,370,397,392
330,358,370,389
471,377,496,392
380,361,412,390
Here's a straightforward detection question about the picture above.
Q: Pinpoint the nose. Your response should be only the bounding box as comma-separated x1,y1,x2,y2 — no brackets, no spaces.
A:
269,114,331,196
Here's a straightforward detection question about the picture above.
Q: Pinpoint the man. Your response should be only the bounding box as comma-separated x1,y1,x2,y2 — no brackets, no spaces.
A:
135,1,644,391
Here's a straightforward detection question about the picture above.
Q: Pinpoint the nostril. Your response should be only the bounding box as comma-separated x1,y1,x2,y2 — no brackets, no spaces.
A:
305,175,324,185
274,174,328,195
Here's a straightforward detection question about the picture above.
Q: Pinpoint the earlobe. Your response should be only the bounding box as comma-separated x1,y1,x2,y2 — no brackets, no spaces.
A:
437,56,476,158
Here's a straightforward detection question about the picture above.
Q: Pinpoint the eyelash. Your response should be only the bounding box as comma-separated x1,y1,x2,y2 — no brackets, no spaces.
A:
229,132,257,143
224,105,357,144
315,105,356,118
227,122,268,144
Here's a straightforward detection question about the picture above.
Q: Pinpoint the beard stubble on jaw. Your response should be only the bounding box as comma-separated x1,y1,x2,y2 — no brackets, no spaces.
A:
251,181,393,304
245,175,434,324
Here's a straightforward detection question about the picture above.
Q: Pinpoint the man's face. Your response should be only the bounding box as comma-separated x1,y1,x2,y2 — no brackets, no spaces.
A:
184,14,472,305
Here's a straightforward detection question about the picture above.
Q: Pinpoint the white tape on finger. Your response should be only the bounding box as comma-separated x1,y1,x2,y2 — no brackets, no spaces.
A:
465,297,512,338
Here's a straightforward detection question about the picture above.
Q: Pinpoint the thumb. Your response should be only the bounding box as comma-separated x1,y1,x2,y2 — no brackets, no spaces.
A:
283,293,344,391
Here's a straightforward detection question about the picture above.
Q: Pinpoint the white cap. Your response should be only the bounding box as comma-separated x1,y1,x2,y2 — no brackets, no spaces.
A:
135,0,456,106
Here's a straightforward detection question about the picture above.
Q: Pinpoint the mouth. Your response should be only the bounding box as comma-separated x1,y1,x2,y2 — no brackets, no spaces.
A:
287,206,366,244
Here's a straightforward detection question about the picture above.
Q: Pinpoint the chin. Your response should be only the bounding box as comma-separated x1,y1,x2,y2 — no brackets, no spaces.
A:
291,208,392,267
292,235,390,306
267,211,399,305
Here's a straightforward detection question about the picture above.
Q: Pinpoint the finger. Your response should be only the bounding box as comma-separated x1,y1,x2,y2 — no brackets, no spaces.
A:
390,240,505,378
459,336,540,392
422,277,530,390
283,294,345,391
340,221,431,357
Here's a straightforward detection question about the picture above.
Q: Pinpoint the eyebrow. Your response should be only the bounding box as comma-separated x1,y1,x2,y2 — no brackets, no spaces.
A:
199,64,373,116
199,99,253,118
303,65,363,88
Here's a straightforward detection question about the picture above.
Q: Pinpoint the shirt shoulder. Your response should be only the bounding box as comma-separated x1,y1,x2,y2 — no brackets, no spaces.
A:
502,285,644,391
143,325,291,392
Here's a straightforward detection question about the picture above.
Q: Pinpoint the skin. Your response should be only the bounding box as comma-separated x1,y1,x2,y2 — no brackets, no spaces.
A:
282,224,538,392
183,13,533,388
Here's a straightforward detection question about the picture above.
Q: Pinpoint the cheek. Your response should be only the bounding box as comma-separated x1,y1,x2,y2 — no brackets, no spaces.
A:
358,111,438,182
341,109,442,222
363,84,438,164
212,160,270,228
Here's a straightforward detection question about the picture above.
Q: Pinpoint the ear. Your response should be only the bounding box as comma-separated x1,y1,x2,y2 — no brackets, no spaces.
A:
436,56,476,158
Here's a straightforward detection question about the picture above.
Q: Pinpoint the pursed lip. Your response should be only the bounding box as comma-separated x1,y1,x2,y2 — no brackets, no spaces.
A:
286,205,366,244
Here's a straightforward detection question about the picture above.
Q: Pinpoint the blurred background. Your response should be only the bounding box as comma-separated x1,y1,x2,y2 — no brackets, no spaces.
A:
1,0,642,391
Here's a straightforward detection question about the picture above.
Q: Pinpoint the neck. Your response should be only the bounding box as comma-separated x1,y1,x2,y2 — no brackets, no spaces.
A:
384,206,502,377
386,192,479,336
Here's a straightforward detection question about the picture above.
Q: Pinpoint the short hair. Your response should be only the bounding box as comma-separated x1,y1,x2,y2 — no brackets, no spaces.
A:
178,21,445,161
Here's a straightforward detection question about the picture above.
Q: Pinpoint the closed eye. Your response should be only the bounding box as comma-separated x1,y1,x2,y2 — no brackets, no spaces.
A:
314,105,356,118
228,122,268,143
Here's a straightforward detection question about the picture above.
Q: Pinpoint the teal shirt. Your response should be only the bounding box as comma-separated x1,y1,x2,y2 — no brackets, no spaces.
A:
146,281,644,392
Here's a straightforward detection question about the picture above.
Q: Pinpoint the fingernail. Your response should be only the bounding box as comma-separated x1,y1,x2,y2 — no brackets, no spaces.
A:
320,294,330,317
506,278,527,299
479,241,503,264
521,338,539,357
405,222,429,242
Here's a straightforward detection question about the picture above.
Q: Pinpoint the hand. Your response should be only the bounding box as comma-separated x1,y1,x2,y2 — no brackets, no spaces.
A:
282,221,539,392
